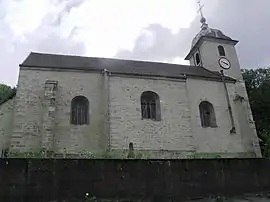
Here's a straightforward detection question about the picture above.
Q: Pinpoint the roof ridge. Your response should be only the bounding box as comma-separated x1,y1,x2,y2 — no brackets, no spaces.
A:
27,52,193,68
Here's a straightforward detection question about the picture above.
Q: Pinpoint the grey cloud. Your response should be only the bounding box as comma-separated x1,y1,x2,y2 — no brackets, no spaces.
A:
0,0,8,20
208,0,270,69
45,0,86,26
69,26,81,39
33,33,85,55
0,0,87,86
115,6,202,62
117,24,187,61
116,23,196,62
116,0,270,69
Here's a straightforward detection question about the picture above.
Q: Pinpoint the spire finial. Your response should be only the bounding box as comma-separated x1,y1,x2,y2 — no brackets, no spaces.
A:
197,0,204,19
197,0,208,29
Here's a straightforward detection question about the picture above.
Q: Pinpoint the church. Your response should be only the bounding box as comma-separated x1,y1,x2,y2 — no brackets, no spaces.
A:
0,14,262,158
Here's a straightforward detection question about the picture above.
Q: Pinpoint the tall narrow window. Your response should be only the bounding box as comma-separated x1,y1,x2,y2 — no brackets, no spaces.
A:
199,101,217,128
141,91,161,121
195,52,201,66
218,45,226,57
71,96,89,125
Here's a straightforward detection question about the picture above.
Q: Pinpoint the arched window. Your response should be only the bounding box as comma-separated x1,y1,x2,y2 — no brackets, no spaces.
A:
199,101,217,128
195,52,201,66
141,91,161,121
218,45,226,57
71,96,89,125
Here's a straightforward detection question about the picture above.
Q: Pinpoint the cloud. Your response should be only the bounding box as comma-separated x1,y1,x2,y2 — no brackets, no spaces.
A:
2,0,269,86
48,0,86,26
116,23,195,62
208,0,270,69
0,0,86,86
116,0,270,69
1,0,197,86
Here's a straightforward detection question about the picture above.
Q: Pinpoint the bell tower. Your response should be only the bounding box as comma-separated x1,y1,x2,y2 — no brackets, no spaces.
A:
185,0,262,157
185,0,242,81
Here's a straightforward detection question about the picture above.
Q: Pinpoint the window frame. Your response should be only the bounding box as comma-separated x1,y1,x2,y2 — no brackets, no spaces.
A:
195,52,201,66
140,91,161,121
199,101,217,128
70,96,89,125
218,45,226,57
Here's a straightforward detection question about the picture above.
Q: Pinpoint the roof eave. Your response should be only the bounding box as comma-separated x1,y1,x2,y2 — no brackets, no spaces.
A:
184,36,239,60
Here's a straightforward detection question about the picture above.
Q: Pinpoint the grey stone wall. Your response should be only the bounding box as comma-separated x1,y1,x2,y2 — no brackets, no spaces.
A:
191,39,261,157
199,40,243,81
109,75,195,154
232,81,262,157
186,78,246,154
8,65,260,158
40,80,58,151
10,68,107,154
0,98,14,152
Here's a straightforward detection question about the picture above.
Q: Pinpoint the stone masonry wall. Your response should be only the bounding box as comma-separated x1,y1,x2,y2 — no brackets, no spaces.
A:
199,40,242,79
186,78,246,155
186,78,260,157
10,68,106,154
8,66,260,158
40,80,58,151
198,40,261,157
0,99,14,152
109,75,195,155
232,81,262,157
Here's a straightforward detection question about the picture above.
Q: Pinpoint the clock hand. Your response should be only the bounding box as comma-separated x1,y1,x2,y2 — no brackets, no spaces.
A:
221,61,229,65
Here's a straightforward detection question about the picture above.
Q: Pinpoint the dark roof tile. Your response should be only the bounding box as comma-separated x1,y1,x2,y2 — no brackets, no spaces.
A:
20,52,235,82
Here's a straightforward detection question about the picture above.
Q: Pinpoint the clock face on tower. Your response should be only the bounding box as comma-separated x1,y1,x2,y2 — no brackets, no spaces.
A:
218,57,231,70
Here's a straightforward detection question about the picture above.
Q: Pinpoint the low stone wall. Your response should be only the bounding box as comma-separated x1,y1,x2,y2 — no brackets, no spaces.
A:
0,158,269,201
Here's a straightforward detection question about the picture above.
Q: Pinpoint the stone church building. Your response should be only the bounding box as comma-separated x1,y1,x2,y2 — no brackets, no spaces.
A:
0,16,262,158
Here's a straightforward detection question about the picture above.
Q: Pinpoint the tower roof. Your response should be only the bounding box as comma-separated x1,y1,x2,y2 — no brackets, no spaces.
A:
185,1,238,60
192,0,232,48
191,27,232,48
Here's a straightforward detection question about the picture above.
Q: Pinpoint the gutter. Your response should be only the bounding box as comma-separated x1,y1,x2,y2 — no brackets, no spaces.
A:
220,70,236,134
102,69,111,151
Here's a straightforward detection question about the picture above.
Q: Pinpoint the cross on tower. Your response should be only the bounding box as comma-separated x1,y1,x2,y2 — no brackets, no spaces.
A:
197,0,204,19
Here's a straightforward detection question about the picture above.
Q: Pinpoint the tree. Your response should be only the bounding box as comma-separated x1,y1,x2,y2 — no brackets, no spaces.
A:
0,84,16,105
242,68,270,157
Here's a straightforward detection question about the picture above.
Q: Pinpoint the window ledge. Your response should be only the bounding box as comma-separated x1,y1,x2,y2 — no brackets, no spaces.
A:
201,125,218,128
141,118,161,122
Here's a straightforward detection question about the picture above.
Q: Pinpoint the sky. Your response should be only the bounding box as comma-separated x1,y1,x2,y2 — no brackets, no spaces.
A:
0,0,270,86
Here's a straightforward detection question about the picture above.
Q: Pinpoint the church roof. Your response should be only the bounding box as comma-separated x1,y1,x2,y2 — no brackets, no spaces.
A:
20,52,235,82
191,27,232,48
186,8,238,60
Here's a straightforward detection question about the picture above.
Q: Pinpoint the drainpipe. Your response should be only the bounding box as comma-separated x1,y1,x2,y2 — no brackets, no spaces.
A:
102,69,111,150
220,70,236,134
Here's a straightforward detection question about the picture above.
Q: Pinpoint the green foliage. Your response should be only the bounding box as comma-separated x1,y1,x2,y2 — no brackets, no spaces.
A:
187,152,222,159
8,151,55,158
77,149,151,159
8,149,151,159
242,68,270,157
0,83,16,104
